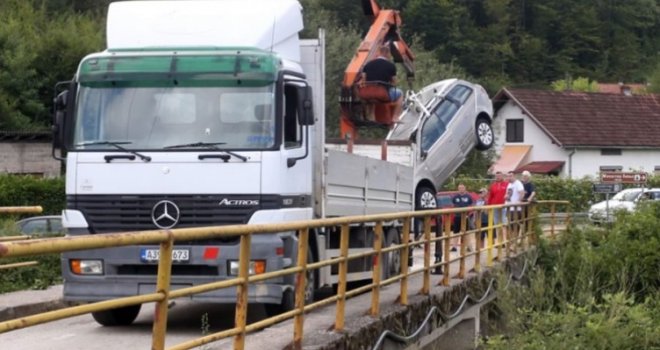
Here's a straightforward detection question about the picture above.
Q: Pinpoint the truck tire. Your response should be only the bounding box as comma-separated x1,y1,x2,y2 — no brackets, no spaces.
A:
91,304,141,326
265,247,315,317
382,227,401,279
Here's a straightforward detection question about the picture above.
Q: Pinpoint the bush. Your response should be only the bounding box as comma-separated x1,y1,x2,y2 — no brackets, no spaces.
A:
447,175,660,213
484,202,660,348
0,255,62,293
0,174,65,215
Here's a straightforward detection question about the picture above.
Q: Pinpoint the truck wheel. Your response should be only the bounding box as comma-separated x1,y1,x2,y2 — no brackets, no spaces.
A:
91,304,141,326
382,227,401,279
475,117,494,151
265,248,315,317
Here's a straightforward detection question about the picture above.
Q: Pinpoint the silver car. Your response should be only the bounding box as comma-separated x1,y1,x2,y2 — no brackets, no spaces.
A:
388,79,494,208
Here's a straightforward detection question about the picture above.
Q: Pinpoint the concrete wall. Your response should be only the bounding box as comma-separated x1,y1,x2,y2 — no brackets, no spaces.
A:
0,142,61,177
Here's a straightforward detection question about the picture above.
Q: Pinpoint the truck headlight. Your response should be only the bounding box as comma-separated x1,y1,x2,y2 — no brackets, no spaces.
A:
70,259,103,275
228,260,266,276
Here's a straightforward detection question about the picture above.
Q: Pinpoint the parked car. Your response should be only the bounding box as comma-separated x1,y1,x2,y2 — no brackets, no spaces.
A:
387,79,494,196
434,191,480,227
588,188,660,224
15,215,64,237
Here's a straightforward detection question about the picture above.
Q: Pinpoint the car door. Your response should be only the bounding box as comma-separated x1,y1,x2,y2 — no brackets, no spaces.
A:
419,98,460,186
445,84,475,157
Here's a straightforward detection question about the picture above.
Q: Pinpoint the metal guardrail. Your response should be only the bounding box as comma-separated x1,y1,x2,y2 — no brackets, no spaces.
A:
0,206,42,269
0,200,571,350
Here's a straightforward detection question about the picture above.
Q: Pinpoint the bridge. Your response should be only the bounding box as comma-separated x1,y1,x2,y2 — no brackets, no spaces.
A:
0,201,570,350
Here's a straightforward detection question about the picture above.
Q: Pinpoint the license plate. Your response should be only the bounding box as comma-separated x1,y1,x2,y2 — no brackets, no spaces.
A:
140,248,190,263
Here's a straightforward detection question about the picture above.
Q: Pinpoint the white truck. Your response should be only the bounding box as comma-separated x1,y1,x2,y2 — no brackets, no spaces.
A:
52,0,491,326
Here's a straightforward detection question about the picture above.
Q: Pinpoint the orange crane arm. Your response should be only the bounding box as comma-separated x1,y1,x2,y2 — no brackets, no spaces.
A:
339,0,415,139
343,0,414,87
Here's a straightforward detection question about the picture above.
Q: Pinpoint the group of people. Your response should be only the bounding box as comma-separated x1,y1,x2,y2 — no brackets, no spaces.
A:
448,171,536,252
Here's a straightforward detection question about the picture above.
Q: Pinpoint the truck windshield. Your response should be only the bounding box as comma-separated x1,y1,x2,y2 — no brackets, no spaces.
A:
72,85,275,151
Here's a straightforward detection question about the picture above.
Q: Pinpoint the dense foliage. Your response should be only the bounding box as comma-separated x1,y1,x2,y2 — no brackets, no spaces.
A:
0,219,63,293
0,0,103,130
2,0,657,135
444,174,660,212
484,203,660,348
0,174,65,215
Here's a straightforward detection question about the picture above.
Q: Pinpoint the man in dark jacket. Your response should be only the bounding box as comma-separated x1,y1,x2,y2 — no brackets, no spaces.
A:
362,45,403,118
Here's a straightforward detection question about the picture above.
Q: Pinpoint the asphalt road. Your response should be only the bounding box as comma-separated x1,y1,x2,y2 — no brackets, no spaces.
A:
0,240,511,350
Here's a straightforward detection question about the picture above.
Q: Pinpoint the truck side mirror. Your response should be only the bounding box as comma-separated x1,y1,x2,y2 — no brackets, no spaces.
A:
296,85,314,126
52,90,67,151
52,81,74,161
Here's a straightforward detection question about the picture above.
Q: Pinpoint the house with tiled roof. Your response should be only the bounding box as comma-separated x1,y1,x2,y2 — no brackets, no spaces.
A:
490,88,660,178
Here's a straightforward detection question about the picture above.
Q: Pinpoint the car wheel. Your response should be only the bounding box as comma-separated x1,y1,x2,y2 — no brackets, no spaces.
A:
91,304,141,326
415,186,437,210
265,246,315,317
475,118,494,150
382,227,401,279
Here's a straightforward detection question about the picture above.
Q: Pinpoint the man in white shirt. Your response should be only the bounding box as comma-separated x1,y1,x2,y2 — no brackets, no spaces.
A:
505,172,525,247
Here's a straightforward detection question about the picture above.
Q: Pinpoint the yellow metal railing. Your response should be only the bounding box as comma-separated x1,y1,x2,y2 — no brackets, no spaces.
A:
0,201,570,350
0,205,43,269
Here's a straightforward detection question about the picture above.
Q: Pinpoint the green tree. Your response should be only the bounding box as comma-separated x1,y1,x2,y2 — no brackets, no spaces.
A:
0,0,103,130
551,76,599,92
648,62,660,93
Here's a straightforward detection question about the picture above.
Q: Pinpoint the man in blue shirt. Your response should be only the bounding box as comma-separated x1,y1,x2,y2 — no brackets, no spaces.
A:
451,184,473,251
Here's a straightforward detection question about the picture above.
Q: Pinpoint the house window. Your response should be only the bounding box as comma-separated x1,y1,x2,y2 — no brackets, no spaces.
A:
600,165,623,172
654,166,660,175
601,148,622,156
506,119,524,143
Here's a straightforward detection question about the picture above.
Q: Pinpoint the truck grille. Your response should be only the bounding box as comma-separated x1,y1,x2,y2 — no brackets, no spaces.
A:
67,194,280,234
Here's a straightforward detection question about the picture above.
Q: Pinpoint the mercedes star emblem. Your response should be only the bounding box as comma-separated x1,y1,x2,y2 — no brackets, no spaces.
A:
151,200,180,229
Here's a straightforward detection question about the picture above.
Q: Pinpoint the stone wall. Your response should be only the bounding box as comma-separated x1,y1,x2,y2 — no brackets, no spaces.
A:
0,142,61,177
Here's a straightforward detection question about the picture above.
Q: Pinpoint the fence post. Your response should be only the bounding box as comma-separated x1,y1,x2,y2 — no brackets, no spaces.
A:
487,208,494,267
505,208,511,259
234,234,251,350
151,235,174,350
550,202,556,236
528,203,535,245
370,222,383,316
442,215,451,286
421,216,431,294
520,205,528,251
474,210,482,273
293,228,309,348
335,224,350,330
458,212,467,279
399,218,410,306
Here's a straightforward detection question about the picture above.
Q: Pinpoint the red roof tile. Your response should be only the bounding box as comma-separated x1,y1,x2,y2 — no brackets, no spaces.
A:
493,89,660,147
597,83,646,95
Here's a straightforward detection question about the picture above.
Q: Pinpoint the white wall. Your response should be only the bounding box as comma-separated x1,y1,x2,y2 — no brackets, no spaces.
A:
570,149,660,179
493,101,567,174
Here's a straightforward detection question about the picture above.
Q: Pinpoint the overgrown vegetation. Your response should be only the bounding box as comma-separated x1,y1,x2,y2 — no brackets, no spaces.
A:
484,202,660,349
0,219,62,293
0,174,65,293
0,174,65,215
444,174,660,212
2,0,658,133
